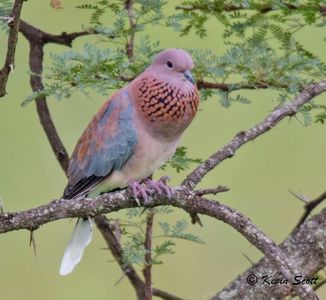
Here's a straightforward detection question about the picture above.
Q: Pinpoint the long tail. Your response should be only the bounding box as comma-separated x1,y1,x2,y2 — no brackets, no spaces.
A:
59,218,93,276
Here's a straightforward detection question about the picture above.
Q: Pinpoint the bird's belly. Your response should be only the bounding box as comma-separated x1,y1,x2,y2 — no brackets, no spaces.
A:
95,135,179,193
121,135,179,183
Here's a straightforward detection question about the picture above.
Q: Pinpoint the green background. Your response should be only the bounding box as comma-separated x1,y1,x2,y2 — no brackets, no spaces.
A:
1,1,326,299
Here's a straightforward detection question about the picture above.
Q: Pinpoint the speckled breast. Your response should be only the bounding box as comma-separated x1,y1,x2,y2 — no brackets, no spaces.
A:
135,77,199,139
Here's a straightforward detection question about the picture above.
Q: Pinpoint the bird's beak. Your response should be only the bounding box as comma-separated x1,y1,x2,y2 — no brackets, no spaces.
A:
183,70,195,85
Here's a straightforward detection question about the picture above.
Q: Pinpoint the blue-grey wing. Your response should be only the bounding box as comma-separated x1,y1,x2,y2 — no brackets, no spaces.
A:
63,90,137,199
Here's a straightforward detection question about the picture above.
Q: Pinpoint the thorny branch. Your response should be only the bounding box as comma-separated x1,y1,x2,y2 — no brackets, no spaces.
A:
196,80,289,92
0,0,24,97
213,207,326,299
295,191,326,229
0,187,320,299
182,80,326,189
143,211,154,300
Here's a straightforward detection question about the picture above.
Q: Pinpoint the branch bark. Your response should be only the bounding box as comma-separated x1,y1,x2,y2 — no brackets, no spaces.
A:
196,80,288,91
182,80,326,189
0,0,24,97
143,211,154,300
125,0,136,60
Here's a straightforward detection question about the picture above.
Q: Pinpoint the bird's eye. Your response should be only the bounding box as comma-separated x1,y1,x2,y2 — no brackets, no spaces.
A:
166,60,173,68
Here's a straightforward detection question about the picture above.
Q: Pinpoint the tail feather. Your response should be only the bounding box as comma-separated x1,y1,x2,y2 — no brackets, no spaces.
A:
59,218,93,276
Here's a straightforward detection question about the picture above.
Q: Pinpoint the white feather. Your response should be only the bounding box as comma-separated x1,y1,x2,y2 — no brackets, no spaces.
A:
59,218,93,276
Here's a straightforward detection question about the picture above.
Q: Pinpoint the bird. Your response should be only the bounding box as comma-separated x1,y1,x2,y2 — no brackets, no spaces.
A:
59,48,199,276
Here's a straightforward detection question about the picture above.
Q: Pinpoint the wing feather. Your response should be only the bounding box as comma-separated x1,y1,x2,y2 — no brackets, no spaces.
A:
63,90,137,199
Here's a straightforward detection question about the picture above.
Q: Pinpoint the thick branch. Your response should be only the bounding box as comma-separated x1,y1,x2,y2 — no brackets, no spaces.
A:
28,39,70,174
143,211,154,300
0,0,24,97
213,207,326,299
19,20,93,47
18,20,96,174
0,188,320,298
183,80,326,189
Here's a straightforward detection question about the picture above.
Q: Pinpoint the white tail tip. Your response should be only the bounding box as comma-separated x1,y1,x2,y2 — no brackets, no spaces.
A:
59,218,93,276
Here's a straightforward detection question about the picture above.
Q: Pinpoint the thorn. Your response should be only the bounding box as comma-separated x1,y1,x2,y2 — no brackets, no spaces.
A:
0,195,4,213
294,114,305,126
29,230,37,257
9,64,14,74
110,220,122,242
242,252,255,265
190,213,203,226
114,273,125,286
140,207,148,216
87,217,93,232
289,190,309,203
134,197,140,206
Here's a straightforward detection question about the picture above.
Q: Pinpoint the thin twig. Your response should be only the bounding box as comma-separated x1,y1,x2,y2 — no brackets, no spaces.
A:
152,289,188,300
125,0,136,60
182,80,326,189
295,191,326,229
143,211,154,300
194,185,229,196
0,0,24,97
175,3,325,14
196,80,288,91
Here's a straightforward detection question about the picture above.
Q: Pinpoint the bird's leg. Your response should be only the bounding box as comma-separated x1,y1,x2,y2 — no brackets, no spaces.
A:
144,176,172,198
128,179,149,204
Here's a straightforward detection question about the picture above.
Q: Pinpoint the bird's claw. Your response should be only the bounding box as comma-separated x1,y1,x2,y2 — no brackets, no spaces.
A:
128,177,172,205
145,176,172,198
129,179,149,204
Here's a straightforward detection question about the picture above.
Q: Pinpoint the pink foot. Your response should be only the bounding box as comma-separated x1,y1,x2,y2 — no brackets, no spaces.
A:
144,176,172,198
128,179,149,204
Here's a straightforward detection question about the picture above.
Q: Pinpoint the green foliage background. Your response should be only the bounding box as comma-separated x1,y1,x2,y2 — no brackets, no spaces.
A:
0,0,326,299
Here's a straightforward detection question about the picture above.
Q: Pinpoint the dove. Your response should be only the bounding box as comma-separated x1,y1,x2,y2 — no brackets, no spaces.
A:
60,48,199,275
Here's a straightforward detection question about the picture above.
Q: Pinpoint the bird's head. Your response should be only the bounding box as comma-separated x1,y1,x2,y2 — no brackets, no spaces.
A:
149,48,195,86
